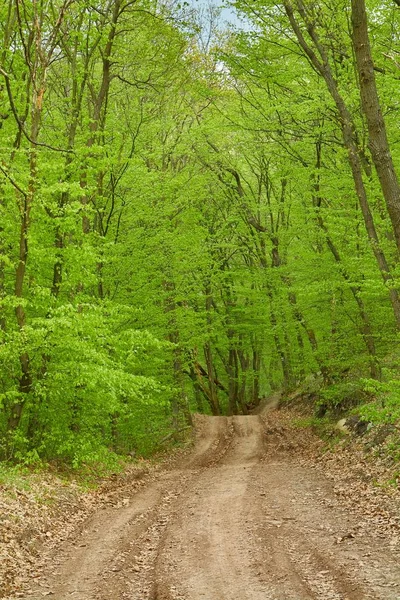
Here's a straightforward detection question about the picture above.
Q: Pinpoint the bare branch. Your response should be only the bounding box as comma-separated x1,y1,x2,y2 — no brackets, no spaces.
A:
0,67,74,153
0,164,28,198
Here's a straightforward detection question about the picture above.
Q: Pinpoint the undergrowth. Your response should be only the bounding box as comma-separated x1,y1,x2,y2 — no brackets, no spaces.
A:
0,454,132,493
287,370,400,463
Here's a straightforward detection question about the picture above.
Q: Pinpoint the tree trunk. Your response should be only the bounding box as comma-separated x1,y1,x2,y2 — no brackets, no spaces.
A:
189,365,204,412
351,0,400,253
284,2,400,329
269,299,291,389
164,280,194,426
6,0,74,432
51,228,64,297
312,142,381,379
237,347,250,413
326,231,380,379
203,342,219,413
204,283,219,413
9,96,41,430
227,348,239,415
171,347,193,428
252,347,261,406
80,0,121,234
0,217,6,332
193,358,221,415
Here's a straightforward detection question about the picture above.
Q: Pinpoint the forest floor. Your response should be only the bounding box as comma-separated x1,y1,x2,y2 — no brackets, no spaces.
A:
3,394,400,600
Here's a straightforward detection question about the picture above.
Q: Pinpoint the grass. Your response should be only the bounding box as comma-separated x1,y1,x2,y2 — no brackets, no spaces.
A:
0,463,33,490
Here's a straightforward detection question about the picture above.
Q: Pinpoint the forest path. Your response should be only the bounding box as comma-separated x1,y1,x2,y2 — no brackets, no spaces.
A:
26,399,400,600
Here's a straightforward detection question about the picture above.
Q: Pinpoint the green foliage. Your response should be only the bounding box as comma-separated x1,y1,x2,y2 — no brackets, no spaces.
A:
1,0,400,467
319,381,368,414
0,463,32,491
360,377,400,425
291,416,327,431
0,301,171,465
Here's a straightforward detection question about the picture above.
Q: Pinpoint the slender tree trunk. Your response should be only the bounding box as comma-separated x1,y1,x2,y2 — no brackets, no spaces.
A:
8,94,42,430
227,347,239,415
0,123,6,333
204,342,219,413
312,142,381,379
237,347,249,413
164,280,193,426
252,347,261,406
284,2,400,329
0,209,6,332
351,0,400,253
269,235,295,387
193,357,221,414
189,365,204,412
51,228,64,297
171,346,193,428
269,297,291,389
6,0,75,433
204,284,219,412
80,0,121,234
322,224,381,379
51,12,89,294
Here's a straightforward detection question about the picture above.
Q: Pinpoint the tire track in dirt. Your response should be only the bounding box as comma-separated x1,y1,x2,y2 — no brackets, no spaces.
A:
24,404,400,600
151,415,269,600
26,416,233,600
145,413,400,600
246,424,400,600
94,416,234,600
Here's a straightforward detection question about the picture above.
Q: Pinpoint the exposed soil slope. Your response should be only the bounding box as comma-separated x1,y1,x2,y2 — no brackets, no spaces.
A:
14,401,400,600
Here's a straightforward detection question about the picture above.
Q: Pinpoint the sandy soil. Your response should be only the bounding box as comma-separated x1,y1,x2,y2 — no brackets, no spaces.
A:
21,399,400,600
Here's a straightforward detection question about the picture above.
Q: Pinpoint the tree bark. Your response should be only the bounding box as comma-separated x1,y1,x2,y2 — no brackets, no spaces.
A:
237,347,250,413
284,1,400,330
193,358,221,415
251,347,261,406
312,141,381,379
9,83,42,430
80,0,121,235
351,0,400,253
0,195,6,331
189,365,204,412
204,284,220,413
5,0,74,431
227,347,239,415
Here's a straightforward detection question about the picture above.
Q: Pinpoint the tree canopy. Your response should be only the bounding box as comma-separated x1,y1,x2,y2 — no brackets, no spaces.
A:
1,0,400,467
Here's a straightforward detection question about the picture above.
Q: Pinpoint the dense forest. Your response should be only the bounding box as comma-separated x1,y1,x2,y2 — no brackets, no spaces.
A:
1,0,400,467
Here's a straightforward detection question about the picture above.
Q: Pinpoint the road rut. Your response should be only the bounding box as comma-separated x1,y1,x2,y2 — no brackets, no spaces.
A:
26,408,400,600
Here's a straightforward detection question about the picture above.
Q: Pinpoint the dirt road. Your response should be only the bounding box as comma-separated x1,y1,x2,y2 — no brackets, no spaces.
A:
26,406,400,600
